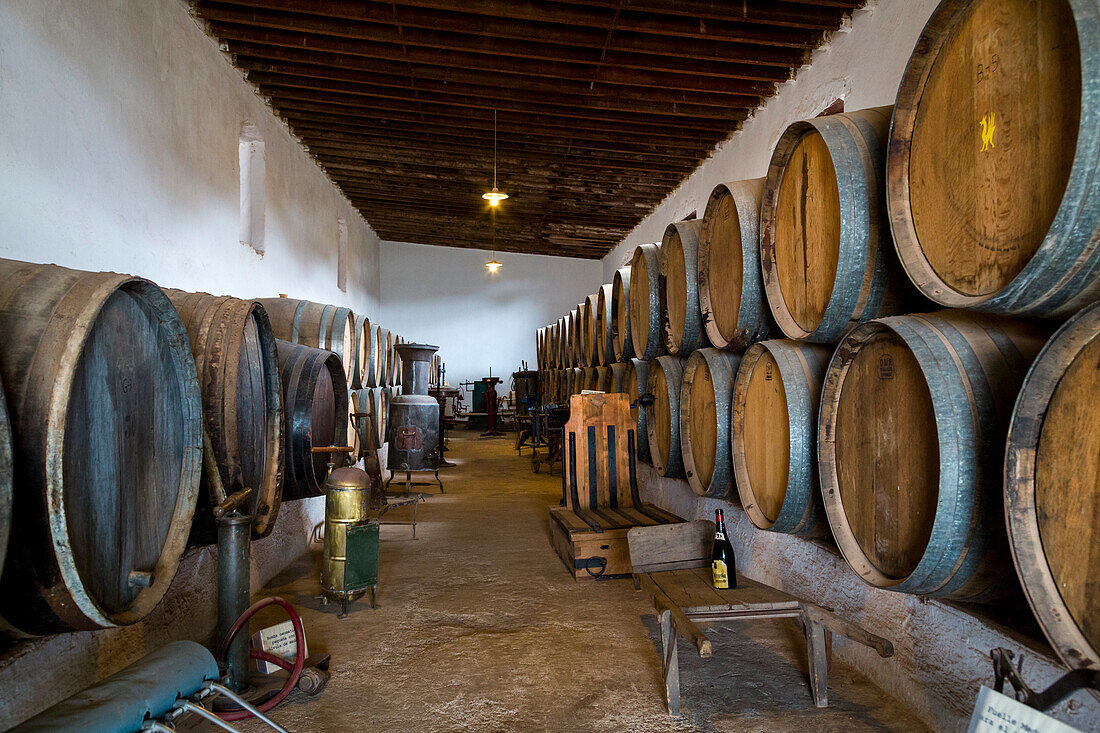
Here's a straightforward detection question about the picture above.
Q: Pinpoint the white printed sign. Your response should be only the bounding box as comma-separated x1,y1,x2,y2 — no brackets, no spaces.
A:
968,686,1080,733
250,620,308,675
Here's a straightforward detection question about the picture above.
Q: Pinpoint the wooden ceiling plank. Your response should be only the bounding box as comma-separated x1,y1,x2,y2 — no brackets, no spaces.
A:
203,0,809,66
249,73,750,122
240,62,763,111
215,31,776,94
264,92,735,139
199,10,793,83
308,143,695,174
206,0,832,46
290,125,713,159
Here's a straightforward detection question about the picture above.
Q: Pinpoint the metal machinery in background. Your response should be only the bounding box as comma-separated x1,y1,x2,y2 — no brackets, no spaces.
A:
386,343,444,493
475,376,505,437
512,366,545,454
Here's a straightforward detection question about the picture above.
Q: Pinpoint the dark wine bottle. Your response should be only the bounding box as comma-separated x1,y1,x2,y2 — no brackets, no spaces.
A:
711,508,737,589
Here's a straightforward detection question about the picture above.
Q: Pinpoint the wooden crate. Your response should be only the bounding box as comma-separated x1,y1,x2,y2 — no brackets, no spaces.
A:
549,504,681,581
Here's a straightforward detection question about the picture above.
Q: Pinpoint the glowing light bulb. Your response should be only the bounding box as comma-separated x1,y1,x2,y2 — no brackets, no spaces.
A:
482,187,508,207
486,259,502,272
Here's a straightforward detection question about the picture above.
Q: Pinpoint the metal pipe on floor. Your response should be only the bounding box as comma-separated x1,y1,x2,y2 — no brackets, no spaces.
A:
217,513,252,692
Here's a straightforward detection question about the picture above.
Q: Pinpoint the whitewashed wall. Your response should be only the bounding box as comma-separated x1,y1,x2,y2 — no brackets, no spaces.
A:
0,0,381,314
601,0,942,281
378,241,602,388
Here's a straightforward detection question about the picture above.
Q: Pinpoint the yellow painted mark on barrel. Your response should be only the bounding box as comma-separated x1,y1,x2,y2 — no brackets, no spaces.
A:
979,112,996,151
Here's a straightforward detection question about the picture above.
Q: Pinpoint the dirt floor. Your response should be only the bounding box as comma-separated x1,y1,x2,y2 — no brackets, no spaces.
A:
239,433,929,733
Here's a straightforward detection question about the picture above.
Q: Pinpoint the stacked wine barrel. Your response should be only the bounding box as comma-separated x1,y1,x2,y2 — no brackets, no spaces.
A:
0,260,203,635
528,0,1100,668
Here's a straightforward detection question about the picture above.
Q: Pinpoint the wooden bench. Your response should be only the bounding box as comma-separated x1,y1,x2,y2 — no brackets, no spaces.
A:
549,393,683,580
628,520,894,715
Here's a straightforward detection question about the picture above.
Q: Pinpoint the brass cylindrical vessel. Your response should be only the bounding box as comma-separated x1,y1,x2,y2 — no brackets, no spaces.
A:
321,467,376,614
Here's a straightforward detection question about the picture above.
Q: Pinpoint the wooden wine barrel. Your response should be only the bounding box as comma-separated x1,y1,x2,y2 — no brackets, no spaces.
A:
536,327,545,371
629,243,664,360
818,310,1047,601
610,362,629,394
595,284,615,367
166,290,284,540
680,349,741,498
569,306,582,368
732,339,832,537
324,305,355,386
582,367,599,392
257,298,356,384
624,359,651,463
611,266,634,362
379,386,391,444
348,390,363,459
0,372,9,583
351,313,371,389
761,107,912,342
646,355,687,478
0,261,202,634
1005,300,1100,674
556,316,568,368
350,389,375,459
372,325,388,387
596,366,613,393
582,293,599,367
392,334,403,388
568,367,581,397
276,339,348,500
661,220,706,355
887,0,1100,317
699,179,771,350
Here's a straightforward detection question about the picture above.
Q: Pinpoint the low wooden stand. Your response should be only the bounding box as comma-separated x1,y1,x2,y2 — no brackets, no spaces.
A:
628,521,894,715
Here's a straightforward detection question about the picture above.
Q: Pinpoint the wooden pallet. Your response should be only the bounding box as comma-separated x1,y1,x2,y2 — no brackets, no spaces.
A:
550,504,683,580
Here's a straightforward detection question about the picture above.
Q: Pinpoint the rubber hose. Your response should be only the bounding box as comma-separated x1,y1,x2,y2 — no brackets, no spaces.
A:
215,597,305,723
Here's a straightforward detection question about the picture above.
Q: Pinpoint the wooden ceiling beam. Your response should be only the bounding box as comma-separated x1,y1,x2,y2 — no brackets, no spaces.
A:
289,125,712,160
552,0,851,30
339,191,654,221
328,169,677,195
201,0,809,66
204,0,830,45
234,55,764,109
249,73,750,122
307,142,695,174
241,63,762,112
279,108,728,150
215,31,776,94
264,92,734,139
198,6,794,82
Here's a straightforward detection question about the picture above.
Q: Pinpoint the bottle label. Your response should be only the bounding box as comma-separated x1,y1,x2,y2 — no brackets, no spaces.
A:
712,560,729,589
715,530,725,541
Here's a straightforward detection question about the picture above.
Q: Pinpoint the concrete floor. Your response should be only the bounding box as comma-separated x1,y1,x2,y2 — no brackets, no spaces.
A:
239,434,929,733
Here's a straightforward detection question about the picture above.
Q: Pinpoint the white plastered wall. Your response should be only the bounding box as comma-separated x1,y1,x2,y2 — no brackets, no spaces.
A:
0,0,381,315
379,241,603,388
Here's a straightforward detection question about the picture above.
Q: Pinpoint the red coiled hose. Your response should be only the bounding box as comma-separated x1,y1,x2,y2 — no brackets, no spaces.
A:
215,596,306,722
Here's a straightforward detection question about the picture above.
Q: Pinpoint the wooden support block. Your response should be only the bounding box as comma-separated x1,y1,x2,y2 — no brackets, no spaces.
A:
660,609,682,717
805,618,831,708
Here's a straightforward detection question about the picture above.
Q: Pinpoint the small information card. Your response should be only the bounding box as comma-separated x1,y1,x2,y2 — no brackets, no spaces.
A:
967,686,1080,733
